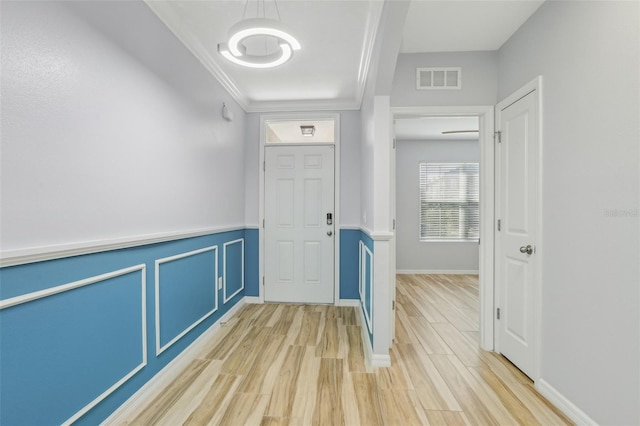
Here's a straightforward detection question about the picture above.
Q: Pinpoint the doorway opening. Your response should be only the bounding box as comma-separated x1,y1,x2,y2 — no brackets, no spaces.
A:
258,113,341,305
391,106,495,351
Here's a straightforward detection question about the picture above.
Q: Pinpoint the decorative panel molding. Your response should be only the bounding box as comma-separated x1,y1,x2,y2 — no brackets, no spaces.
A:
223,238,245,304
0,265,147,426
155,246,218,355
359,241,373,333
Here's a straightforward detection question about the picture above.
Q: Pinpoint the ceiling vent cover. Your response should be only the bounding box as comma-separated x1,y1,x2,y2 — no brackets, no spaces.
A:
416,67,461,90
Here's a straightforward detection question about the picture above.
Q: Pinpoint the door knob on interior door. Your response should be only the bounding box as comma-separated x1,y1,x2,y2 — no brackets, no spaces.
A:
519,245,534,255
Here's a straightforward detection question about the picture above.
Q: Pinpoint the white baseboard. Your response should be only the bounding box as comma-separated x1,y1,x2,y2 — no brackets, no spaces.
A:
338,299,360,307
396,269,479,275
356,303,374,369
536,379,598,426
243,296,262,304
103,299,246,425
371,353,391,367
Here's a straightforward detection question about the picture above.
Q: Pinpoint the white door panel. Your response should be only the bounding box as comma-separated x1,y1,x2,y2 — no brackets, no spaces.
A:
496,89,538,379
265,145,335,303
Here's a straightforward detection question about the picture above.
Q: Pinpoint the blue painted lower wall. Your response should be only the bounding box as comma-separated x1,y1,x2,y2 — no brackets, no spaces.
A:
0,226,364,424
0,229,257,425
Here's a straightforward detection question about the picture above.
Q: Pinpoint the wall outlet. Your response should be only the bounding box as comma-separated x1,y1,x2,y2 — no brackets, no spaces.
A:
218,276,222,290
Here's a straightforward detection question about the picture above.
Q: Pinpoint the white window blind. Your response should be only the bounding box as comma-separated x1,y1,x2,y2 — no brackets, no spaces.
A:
419,162,479,241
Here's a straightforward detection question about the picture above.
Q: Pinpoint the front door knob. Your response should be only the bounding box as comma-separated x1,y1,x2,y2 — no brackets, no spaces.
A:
519,245,533,255
327,230,333,236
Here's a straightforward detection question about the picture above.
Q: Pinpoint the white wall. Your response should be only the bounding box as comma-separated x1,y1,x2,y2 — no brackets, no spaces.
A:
392,51,498,106
0,1,246,253
396,140,480,272
498,2,639,424
243,111,361,228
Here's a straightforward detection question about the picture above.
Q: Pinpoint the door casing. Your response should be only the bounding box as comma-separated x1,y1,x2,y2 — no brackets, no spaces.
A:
258,113,341,305
391,105,496,351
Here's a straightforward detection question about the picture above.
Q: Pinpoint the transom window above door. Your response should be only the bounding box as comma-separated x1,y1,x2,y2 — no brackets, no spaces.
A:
266,119,335,144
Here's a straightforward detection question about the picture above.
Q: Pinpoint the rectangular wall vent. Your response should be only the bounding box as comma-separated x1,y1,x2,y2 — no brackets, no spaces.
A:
416,67,461,90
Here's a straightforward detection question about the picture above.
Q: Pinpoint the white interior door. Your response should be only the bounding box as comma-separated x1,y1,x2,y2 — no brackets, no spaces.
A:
264,145,335,303
495,88,539,379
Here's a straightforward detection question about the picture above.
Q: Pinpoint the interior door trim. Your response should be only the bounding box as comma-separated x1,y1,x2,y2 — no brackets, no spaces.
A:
391,105,495,351
258,113,341,305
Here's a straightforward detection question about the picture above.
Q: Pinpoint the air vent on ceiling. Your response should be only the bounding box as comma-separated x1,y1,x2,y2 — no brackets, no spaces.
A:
416,67,461,90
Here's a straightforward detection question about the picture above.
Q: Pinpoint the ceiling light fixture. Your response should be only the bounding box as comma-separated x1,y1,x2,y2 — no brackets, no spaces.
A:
300,125,315,136
218,1,300,69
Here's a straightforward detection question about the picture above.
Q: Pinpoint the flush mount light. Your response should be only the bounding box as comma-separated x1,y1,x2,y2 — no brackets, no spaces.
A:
300,125,315,136
218,6,301,69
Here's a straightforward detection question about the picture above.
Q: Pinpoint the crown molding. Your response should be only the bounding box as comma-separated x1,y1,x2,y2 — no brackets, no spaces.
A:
145,1,384,113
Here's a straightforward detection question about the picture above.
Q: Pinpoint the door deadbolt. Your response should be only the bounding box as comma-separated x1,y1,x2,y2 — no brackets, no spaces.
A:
519,245,533,255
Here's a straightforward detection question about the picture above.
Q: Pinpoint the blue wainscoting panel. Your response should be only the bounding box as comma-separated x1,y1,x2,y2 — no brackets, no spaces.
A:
359,231,374,345
155,246,218,355
244,228,259,297
0,266,146,426
0,228,252,425
223,239,244,303
339,229,360,300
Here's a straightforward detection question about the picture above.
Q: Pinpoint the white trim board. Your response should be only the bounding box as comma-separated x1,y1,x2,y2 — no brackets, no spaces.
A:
103,298,246,425
536,379,598,426
0,225,246,268
155,246,219,356
391,105,495,352
396,270,479,275
223,238,245,304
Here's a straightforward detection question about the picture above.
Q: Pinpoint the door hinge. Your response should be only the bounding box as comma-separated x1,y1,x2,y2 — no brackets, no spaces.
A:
393,138,396,149
392,300,395,310
393,219,396,230
262,218,265,228
497,219,501,231
263,161,265,171
494,131,502,143
497,307,501,320
262,276,265,287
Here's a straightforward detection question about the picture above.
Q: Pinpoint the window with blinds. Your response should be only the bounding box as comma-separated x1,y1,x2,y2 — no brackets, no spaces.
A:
419,162,479,241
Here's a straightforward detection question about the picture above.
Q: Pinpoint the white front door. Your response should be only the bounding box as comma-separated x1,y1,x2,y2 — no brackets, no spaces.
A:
264,145,335,303
495,87,539,379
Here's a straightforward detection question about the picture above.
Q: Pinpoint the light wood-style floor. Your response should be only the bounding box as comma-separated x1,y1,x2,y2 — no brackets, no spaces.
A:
112,274,572,425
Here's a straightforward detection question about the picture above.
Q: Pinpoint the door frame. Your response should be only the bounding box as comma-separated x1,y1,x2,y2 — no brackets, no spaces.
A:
391,105,495,351
258,112,341,305
495,76,543,382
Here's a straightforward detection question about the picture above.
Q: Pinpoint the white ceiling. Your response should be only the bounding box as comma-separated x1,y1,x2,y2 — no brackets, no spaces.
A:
146,0,544,112
395,116,479,140
401,1,544,53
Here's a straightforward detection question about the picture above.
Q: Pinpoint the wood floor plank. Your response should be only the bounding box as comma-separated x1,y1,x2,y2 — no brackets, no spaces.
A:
217,393,269,426
351,372,384,426
312,358,345,426
204,318,251,360
346,325,366,372
376,346,412,390
182,373,239,426
379,388,424,425
394,343,461,411
221,326,271,375
237,334,286,393
315,317,339,358
408,315,454,354
294,311,321,346
431,322,483,366
265,345,305,418
129,359,210,426
430,354,499,426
